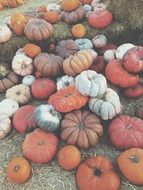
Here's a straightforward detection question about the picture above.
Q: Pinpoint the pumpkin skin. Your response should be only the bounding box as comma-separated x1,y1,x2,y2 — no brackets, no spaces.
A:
122,84,143,98
12,105,36,133
105,59,139,88
83,4,92,12
104,49,116,62
76,156,120,190
22,75,36,86
109,115,143,150
23,44,41,58
13,21,26,36
0,24,12,43
24,18,53,41
44,11,60,24
61,0,79,12
34,53,63,78
92,34,107,48
22,128,59,164
72,24,86,38
31,78,56,100
75,38,93,50
55,39,79,59
61,110,103,149
75,70,107,97
117,148,143,185
0,114,11,140
10,12,27,27
48,85,88,113
7,157,31,184
58,145,81,170
89,56,105,74
35,105,61,132
63,50,94,76
89,88,121,120
88,10,113,29
56,75,75,90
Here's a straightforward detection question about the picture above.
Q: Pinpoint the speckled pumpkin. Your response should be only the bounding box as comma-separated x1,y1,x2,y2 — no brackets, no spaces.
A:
0,114,11,140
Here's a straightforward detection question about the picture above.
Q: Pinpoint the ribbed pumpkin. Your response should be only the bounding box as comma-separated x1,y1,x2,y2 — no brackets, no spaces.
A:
61,110,103,149
23,44,41,58
0,114,11,140
61,0,79,11
48,85,88,113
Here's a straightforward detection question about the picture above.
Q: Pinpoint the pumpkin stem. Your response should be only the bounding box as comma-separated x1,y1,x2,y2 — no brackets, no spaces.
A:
78,122,84,129
14,165,20,172
93,168,102,177
37,140,45,145
128,155,139,163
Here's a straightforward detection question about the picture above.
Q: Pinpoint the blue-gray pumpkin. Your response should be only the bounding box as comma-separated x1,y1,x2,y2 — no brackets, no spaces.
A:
35,104,61,132
75,38,93,50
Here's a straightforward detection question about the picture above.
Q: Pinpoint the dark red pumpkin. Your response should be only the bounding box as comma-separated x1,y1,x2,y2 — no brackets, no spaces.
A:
31,78,56,100
122,84,143,98
109,115,143,150
89,56,105,74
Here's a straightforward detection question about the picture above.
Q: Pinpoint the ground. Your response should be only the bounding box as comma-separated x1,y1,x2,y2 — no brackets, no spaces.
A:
0,1,142,190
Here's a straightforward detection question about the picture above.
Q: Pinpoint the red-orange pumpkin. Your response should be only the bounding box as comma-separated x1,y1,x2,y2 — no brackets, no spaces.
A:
23,44,41,58
80,0,92,4
13,22,26,36
44,11,60,24
122,84,143,98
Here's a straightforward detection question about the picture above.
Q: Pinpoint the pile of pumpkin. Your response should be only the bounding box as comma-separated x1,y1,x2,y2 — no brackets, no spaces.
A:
0,0,24,10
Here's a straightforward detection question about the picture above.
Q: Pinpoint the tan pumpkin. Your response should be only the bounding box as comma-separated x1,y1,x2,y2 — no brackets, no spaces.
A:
0,114,11,140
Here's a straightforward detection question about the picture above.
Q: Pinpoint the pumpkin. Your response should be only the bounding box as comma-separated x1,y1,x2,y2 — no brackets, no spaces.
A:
10,12,27,27
123,46,143,73
46,3,61,12
117,148,143,185
104,49,116,62
0,99,19,117
35,104,61,132
48,85,88,113
88,9,113,28
0,24,12,43
61,110,103,149
61,6,85,24
109,115,143,150
24,18,53,41
61,0,79,12
76,155,120,190
89,88,121,120
91,0,101,8
0,114,11,140
44,11,60,24
72,24,86,38
6,84,31,105
58,145,81,170
115,43,135,60
105,59,139,88
75,70,107,97
13,21,26,36
122,84,143,98
56,75,75,90
89,56,105,74
80,0,93,4
22,128,59,164
63,50,94,76
92,34,107,48
7,157,31,184
34,53,63,78
12,54,33,76
93,3,107,13
22,75,36,86
12,105,36,133
75,38,93,50
31,78,56,100
55,39,79,59
23,44,41,58
99,43,117,55
136,107,143,119
0,63,19,93
83,4,92,12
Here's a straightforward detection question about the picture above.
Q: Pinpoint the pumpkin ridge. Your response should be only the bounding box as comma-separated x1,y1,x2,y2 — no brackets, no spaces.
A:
65,127,79,143
85,126,101,138
70,56,83,73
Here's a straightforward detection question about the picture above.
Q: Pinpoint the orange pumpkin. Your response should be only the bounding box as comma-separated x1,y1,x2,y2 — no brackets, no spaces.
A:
80,0,92,4
7,157,31,184
13,21,25,36
23,44,41,58
10,13,27,27
58,145,81,170
72,24,86,38
61,0,79,12
44,11,60,24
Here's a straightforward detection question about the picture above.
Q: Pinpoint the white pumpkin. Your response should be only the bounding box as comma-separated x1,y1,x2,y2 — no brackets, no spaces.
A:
0,99,19,117
12,54,33,76
93,3,107,13
75,70,107,97
47,3,61,12
89,88,121,120
16,48,26,55
0,24,12,43
91,0,101,8
92,34,107,48
0,114,11,140
56,75,75,90
104,49,116,62
22,75,36,86
116,43,135,60
83,4,92,12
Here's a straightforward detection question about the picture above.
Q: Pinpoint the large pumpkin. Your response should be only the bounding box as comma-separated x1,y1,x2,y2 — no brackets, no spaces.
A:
48,85,88,113
105,59,139,88
61,110,103,149
76,155,120,190
109,115,143,150
34,53,63,78
22,128,59,164
61,0,79,12
117,148,143,185
0,114,11,140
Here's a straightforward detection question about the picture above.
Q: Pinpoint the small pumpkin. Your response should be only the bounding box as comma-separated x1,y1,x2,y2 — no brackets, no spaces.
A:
13,21,26,36
122,84,143,98
0,114,11,140
75,70,107,97
22,128,59,164
61,110,103,149
89,88,121,120
12,105,36,133
76,155,120,190
48,85,88,113
10,12,27,27
104,49,116,62
56,75,75,90
58,145,81,170
75,38,93,50
93,2,106,13
89,56,105,74
72,24,86,38
92,34,107,48
6,84,31,105
23,44,41,58
22,75,36,86
44,11,60,24
117,148,143,185
7,157,31,184
61,0,79,12
83,4,92,12
0,24,12,43
46,3,61,12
